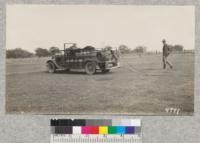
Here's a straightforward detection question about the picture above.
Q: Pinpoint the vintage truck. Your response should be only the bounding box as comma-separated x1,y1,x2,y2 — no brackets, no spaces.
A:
46,43,120,75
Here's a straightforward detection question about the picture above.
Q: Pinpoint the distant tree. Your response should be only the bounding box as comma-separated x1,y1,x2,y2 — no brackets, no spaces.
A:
118,45,130,54
102,46,113,51
133,46,147,53
6,48,33,58
35,48,50,57
172,45,184,52
49,46,60,56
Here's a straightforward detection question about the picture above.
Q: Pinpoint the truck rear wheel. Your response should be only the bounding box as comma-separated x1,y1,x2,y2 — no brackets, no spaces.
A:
46,62,56,73
85,61,96,75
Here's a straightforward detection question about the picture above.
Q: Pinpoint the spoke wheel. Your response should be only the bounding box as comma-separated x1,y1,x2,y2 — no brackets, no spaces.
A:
46,62,56,73
85,62,96,75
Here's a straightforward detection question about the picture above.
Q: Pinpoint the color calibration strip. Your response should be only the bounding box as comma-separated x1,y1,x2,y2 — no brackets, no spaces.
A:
52,126,139,134
50,119,142,143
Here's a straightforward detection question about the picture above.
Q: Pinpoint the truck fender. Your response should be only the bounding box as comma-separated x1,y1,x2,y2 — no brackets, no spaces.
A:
46,60,59,69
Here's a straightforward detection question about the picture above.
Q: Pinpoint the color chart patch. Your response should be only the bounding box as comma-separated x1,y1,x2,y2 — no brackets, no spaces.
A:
51,119,142,143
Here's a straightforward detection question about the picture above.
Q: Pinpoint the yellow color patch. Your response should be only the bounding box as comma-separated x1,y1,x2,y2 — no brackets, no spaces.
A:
99,126,108,134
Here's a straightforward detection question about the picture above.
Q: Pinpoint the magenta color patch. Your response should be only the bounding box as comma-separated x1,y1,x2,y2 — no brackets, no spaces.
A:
81,126,91,134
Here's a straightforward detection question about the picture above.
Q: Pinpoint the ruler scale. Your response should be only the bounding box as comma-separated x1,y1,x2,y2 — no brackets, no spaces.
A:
50,119,142,143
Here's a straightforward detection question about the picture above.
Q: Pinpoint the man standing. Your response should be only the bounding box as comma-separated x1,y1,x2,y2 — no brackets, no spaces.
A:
162,39,173,69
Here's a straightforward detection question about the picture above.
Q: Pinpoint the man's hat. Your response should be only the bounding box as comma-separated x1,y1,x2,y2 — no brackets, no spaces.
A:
162,39,166,43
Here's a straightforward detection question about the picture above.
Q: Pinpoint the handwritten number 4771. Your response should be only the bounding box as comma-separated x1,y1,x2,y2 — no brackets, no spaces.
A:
165,108,180,115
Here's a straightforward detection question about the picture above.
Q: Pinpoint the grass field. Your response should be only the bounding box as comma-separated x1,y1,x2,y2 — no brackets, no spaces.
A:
6,53,194,115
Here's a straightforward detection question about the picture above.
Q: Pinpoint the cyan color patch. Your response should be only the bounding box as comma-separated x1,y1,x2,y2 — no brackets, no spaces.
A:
116,126,125,134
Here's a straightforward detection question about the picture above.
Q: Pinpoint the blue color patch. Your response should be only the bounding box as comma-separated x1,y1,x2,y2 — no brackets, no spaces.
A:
125,126,135,134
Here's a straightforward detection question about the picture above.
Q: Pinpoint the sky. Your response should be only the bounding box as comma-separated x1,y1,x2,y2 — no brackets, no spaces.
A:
6,5,195,52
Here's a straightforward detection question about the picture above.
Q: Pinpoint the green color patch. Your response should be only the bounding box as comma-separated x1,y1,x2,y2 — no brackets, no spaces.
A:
108,126,117,134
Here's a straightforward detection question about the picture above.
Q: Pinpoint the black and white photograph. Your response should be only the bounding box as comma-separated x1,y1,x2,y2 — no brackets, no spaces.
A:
6,5,195,115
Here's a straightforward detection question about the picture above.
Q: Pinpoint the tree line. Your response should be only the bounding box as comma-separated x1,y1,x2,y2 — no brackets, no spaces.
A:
6,47,60,59
6,44,184,59
116,44,184,54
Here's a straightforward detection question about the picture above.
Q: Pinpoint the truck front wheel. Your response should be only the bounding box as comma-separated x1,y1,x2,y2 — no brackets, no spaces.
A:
46,62,56,73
